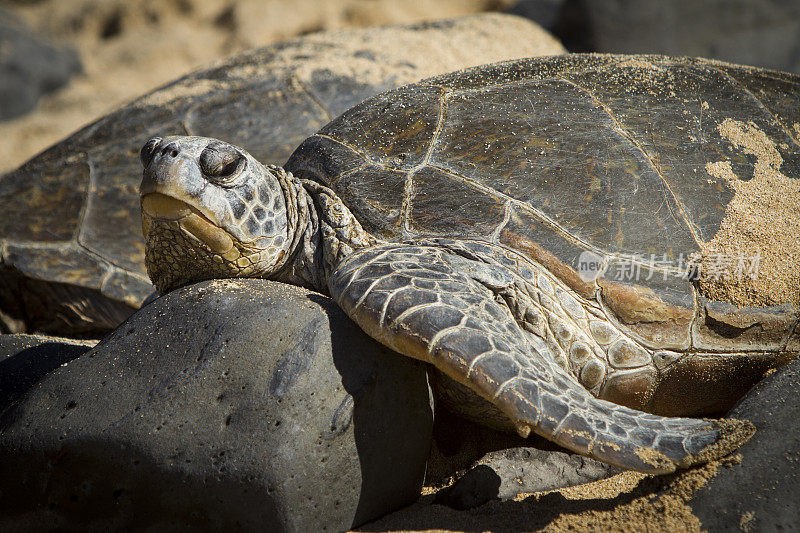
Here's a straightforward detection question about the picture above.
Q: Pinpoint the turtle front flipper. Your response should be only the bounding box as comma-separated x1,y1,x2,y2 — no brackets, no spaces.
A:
328,244,753,474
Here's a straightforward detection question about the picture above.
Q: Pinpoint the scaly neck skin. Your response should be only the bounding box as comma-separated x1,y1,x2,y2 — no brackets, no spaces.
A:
269,167,376,294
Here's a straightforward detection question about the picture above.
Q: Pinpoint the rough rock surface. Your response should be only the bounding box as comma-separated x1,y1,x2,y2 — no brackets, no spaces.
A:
690,356,800,530
427,407,617,510
0,279,433,531
0,333,95,409
0,7,81,120
435,447,618,510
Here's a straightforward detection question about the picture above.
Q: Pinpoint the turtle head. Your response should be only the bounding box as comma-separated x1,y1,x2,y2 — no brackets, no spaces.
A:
139,136,291,293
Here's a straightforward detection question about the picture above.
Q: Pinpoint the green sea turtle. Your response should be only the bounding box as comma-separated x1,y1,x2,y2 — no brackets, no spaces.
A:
139,54,800,473
0,13,562,337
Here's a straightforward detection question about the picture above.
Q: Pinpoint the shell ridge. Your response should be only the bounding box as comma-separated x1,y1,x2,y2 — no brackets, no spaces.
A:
71,159,134,274
103,265,150,285
400,169,414,237
706,64,800,150
557,75,703,248
327,162,370,186
426,54,628,95
783,317,800,352
423,163,565,240
311,133,395,172
0,241,75,252
489,201,513,243
70,157,146,278
75,240,133,280
402,88,451,234
181,101,202,137
289,74,334,124
425,164,685,276
178,117,194,136
687,283,702,351
73,158,94,245
420,88,450,167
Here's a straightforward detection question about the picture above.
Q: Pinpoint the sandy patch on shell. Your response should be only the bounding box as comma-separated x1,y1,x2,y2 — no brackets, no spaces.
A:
616,58,662,71
697,118,800,308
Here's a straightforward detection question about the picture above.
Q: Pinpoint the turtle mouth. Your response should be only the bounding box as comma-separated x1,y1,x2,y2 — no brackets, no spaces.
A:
141,193,236,256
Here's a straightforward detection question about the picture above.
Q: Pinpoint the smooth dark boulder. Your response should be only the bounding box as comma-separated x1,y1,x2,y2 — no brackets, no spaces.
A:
0,8,81,120
506,0,567,33
690,356,800,530
0,279,433,531
0,333,94,410
582,0,800,73
509,0,800,73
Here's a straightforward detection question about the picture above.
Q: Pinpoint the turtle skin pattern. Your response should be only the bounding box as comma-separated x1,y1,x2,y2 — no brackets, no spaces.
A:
139,54,800,473
329,239,748,473
139,136,754,474
288,54,800,418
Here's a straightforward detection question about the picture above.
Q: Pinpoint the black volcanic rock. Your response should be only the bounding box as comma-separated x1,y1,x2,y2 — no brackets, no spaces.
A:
690,356,800,530
0,279,433,531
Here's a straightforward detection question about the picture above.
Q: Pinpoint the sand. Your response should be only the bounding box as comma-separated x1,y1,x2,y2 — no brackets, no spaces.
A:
698,118,800,308
354,457,747,532
354,420,755,532
0,0,520,174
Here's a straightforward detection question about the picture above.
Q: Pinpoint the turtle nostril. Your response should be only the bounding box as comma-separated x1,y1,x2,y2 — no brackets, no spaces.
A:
160,142,180,158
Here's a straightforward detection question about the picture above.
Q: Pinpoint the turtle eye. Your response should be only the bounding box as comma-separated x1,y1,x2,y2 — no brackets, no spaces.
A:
199,141,245,183
140,137,161,167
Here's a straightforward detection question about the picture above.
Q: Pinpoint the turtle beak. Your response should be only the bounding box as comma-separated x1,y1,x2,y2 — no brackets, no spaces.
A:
139,137,161,196
140,138,188,197
140,137,162,168
139,136,236,245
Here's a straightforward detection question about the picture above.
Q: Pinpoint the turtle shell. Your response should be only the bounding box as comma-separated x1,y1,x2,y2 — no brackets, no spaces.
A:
287,54,800,367
0,14,561,337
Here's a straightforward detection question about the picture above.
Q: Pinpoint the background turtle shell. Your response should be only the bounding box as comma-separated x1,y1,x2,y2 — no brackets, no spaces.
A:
0,14,565,337
287,54,800,362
